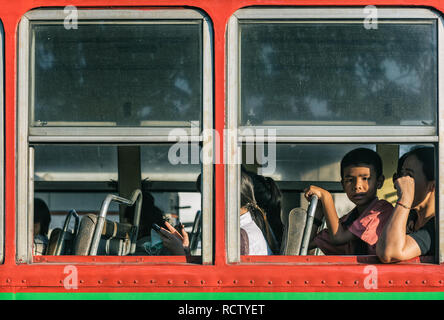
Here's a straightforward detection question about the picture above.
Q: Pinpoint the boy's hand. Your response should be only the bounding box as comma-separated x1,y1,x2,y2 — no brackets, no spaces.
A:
304,185,330,202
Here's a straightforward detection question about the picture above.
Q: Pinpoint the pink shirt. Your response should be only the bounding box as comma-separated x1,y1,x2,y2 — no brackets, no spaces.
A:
313,198,393,255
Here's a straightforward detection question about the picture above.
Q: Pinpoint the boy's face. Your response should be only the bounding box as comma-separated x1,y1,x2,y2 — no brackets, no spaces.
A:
342,164,383,208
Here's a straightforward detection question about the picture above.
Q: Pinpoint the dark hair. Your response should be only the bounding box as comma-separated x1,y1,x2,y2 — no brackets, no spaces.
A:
241,172,278,254
34,198,51,236
340,148,383,179
242,168,283,246
136,191,166,239
398,146,435,182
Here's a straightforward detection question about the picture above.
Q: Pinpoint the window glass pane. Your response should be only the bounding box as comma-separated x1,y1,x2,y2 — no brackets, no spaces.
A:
141,144,201,182
34,145,117,181
240,22,437,126
32,22,202,127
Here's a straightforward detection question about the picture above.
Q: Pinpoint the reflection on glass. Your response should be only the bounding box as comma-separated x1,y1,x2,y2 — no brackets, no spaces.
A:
32,23,202,126
141,144,201,182
247,144,376,182
34,145,117,181
240,22,437,126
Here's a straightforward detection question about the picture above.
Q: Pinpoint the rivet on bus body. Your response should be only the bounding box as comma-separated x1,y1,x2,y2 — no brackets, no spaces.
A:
217,280,222,285
117,280,122,284
354,280,359,285
184,280,189,285
201,280,205,285
168,280,173,285
286,280,292,285
304,280,309,285
337,281,343,285
268,281,272,285
134,280,138,284
250,280,255,284
388,280,393,284
80,280,84,284
405,280,410,285
150,279,156,284
6,279,11,283
422,280,427,284
439,280,443,285
98,280,103,284
321,280,326,284
233,280,238,284
21,279,26,284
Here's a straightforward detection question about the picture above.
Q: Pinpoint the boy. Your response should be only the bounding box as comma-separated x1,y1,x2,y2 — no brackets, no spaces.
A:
304,148,393,255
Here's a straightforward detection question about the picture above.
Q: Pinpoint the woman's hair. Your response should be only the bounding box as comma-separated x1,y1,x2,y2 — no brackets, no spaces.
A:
398,146,435,182
34,198,51,236
240,172,278,254
242,167,283,246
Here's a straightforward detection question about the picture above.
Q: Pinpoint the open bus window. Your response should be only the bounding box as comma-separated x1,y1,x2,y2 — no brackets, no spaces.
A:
240,144,436,260
17,9,213,264
227,8,441,263
33,144,202,257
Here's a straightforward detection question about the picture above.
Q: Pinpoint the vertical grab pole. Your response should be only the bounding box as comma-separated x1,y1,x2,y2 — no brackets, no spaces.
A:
300,195,318,256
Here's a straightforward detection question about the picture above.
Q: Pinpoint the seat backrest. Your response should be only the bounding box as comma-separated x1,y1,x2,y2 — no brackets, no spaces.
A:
280,207,307,255
72,213,133,256
189,210,202,254
46,209,80,255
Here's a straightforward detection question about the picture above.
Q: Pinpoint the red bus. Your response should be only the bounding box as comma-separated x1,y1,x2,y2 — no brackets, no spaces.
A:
0,0,443,302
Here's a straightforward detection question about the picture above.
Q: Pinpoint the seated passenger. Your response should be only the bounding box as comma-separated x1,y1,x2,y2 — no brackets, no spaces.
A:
304,148,393,255
377,147,435,262
33,198,51,255
242,167,284,249
133,190,190,256
240,172,278,255
134,191,168,255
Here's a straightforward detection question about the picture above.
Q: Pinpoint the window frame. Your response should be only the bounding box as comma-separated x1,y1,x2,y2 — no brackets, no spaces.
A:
226,7,444,264
0,20,4,264
17,8,214,264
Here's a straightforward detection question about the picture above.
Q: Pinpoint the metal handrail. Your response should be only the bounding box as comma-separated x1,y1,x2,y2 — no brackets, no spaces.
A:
54,209,80,255
89,189,142,256
299,195,319,256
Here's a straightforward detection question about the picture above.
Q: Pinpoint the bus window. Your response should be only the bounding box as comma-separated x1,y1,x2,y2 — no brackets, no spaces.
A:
0,20,3,264
227,8,440,263
33,144,202,257
17,9,213,264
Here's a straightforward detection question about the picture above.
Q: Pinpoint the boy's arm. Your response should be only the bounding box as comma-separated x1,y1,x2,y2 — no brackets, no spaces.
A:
304,185,355,245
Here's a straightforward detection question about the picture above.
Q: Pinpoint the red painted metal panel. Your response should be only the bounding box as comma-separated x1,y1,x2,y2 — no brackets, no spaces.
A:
0,0,443,293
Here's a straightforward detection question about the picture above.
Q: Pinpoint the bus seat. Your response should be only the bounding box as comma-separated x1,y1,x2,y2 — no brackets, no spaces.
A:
46,228,63,255
189,210,202,254
72,214,134,255
46,209,80,255
280,207,307,255
72,189,142,256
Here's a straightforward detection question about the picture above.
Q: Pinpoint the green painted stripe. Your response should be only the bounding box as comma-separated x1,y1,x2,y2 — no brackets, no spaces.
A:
0,292,443,300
